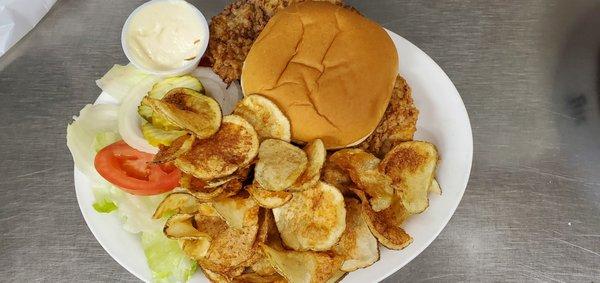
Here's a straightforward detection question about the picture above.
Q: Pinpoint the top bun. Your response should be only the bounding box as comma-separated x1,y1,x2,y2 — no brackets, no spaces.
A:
241,1,398,149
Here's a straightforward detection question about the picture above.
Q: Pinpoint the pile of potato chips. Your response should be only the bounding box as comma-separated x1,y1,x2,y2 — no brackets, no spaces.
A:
150,88,440,283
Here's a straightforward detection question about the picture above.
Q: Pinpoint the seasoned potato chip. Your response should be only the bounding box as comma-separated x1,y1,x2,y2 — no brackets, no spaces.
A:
175,115,259,180
249,256,278,276
243,209,276,271
180,173,235,190
321,160,353,196
273,182,346,251
261,244,343,283
200,264,245,283
201,266,229,283
181,176,244,202
329,149,394,211
233,94,291,142
153,134,195,163
164,214,210,240
213,194,260,229
288,139,326,192
182,238,211,260
326,270,347,283
333,199,379,271
247,183,292,208
352,189,412,250
379,141,439,214
143,88,222,138
429,178,442,195
255,139,308,191
153,192,201,219
195,210,260,275
233,273,287,283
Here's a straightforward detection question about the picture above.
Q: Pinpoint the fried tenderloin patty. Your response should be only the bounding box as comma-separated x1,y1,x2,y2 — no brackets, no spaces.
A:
207,0,343,84
359,75,419,158
208,0,418,157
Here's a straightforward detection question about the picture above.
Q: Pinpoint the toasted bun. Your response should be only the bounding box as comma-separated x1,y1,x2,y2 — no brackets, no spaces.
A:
241,2,398,149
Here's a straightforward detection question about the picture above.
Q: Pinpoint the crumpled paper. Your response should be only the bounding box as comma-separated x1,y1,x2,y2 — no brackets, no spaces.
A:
0,0,56,57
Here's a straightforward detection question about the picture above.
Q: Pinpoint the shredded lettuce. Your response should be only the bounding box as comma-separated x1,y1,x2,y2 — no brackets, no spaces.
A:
91,182,165,233
67,104,119,181
90,183,196,282
93,199,118,213
96,64,154,103
141,231,197,283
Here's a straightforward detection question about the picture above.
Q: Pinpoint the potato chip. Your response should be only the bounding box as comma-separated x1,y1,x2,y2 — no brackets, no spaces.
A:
429,178,442,195
182,238,211,260
261,244,343,283
255,139,308,191
181,176,244,202
152,192,201,219
143,88,222,138
200,264,244,283
329,149,394,211
213,194,260,229
201,266,229,283
249,256,278,276
175,115,259,180
333,199,379,271
273,182,346,251
233,273,287,283
352,189,412,250
153,134,195,163
242,208,276,271
326,270,347,283
163,214,210,240
288,139,326,192
247,183,292,208
321,160,353,196
195,210,260,275
379,141,438,214
233,94,291,142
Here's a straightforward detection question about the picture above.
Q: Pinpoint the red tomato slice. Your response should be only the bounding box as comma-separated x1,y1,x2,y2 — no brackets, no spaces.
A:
94,140,181,195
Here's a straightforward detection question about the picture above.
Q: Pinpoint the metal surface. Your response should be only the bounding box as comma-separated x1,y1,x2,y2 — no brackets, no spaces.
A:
0,0,598,282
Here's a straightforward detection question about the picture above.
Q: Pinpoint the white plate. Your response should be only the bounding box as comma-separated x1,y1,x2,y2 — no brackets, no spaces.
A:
74,30,473,282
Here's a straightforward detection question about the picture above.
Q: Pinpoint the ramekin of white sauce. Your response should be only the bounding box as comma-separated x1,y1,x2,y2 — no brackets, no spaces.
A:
121,0,209,76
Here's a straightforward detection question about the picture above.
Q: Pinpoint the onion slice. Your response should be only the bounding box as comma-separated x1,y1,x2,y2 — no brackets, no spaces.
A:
191,67,243,115
118,76,161,154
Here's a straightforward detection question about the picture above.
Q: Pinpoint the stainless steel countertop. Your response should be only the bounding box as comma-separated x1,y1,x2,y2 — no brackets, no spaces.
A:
1,0,598,282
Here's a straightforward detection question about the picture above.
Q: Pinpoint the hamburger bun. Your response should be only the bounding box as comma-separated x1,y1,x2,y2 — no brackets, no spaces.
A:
241,1,398,149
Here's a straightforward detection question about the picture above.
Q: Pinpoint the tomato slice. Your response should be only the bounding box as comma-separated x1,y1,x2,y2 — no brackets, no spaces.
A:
94,140,181,195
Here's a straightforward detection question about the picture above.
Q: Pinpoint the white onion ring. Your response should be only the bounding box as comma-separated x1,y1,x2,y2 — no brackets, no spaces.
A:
191,67,243,115
118,76,161,154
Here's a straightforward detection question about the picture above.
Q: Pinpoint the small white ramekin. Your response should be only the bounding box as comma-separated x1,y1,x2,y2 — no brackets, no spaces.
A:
121,0,209,77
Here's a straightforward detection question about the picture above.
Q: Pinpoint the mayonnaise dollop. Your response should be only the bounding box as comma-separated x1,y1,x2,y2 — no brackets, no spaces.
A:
125,0,205,72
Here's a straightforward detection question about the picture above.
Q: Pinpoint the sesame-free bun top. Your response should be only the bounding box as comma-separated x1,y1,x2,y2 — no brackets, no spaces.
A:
241,1,398,149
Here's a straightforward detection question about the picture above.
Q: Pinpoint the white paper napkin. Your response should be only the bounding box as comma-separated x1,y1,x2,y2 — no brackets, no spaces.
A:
0,0,56,57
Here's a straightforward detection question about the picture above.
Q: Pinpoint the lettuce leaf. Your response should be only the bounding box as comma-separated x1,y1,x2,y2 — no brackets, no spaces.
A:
67,104,119,181
141,231,197,283
93,131,121,152
96,64,154,103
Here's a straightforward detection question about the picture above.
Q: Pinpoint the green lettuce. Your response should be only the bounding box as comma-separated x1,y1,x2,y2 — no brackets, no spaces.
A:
92,199,118,213
141,231,197,283
96,64,154,103
92,131,121,152
67,104,119,181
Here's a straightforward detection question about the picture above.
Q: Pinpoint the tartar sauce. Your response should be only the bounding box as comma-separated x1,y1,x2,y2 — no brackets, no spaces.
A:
125,0,205,72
